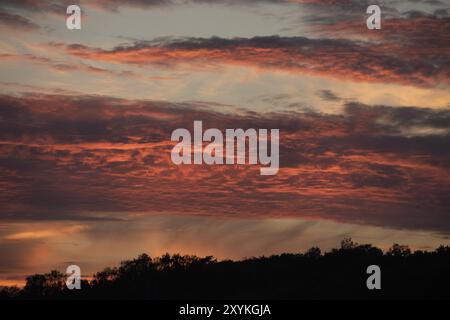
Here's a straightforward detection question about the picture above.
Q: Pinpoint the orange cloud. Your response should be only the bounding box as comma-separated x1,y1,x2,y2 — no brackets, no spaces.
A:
4,225,89,240
49,34,449,88
0,93,449,233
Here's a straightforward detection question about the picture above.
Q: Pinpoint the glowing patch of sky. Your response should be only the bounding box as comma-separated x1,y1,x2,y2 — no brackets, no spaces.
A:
0,214,447,287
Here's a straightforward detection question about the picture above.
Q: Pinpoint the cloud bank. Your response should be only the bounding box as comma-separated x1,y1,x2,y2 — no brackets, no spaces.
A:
0,93,449,233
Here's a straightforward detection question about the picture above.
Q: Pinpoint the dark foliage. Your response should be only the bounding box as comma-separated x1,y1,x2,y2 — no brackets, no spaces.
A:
2,239,450,300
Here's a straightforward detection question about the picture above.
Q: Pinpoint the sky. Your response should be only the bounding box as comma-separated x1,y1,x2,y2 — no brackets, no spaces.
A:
0,0,449,286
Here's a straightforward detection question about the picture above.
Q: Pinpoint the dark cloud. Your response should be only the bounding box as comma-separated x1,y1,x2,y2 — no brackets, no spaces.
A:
0,93,449,234
0,8,39,31
52,34,449,87
0,0,74,13
0,0,373,12
314,7,450,48
317,90,341,102
1,0,445,14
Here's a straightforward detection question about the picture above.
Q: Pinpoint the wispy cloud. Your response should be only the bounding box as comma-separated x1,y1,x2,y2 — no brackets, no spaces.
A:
0,9,39,31
4,224,89,240
0,53,174,81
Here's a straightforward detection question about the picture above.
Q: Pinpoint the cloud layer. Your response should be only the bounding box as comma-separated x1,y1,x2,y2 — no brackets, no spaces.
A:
50,34,449,88
0,93,449,233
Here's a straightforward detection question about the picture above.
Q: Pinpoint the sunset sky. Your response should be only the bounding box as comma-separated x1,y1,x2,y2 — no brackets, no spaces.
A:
0,0,449,286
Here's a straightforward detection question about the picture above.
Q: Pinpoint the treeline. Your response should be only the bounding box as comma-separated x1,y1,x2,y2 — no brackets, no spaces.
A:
1,238,450,300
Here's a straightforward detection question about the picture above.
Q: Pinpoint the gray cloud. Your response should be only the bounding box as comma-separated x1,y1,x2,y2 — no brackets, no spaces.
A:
0,8,39,31
0,93,449,233
317,90,341,102
55,35,450,87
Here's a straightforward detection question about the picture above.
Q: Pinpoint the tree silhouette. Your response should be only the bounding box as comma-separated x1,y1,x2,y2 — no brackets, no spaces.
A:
2,239,450,300
22,270,65,299
387,244,411,257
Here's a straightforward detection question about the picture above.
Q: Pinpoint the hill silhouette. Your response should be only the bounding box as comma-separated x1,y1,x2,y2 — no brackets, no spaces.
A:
1,238,450,300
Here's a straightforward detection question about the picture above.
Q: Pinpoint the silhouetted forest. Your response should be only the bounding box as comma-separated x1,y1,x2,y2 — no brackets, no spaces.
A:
1,238,450,300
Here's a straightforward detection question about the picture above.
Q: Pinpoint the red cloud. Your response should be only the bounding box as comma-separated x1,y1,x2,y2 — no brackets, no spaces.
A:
0,93,449,233
50,34,449,88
